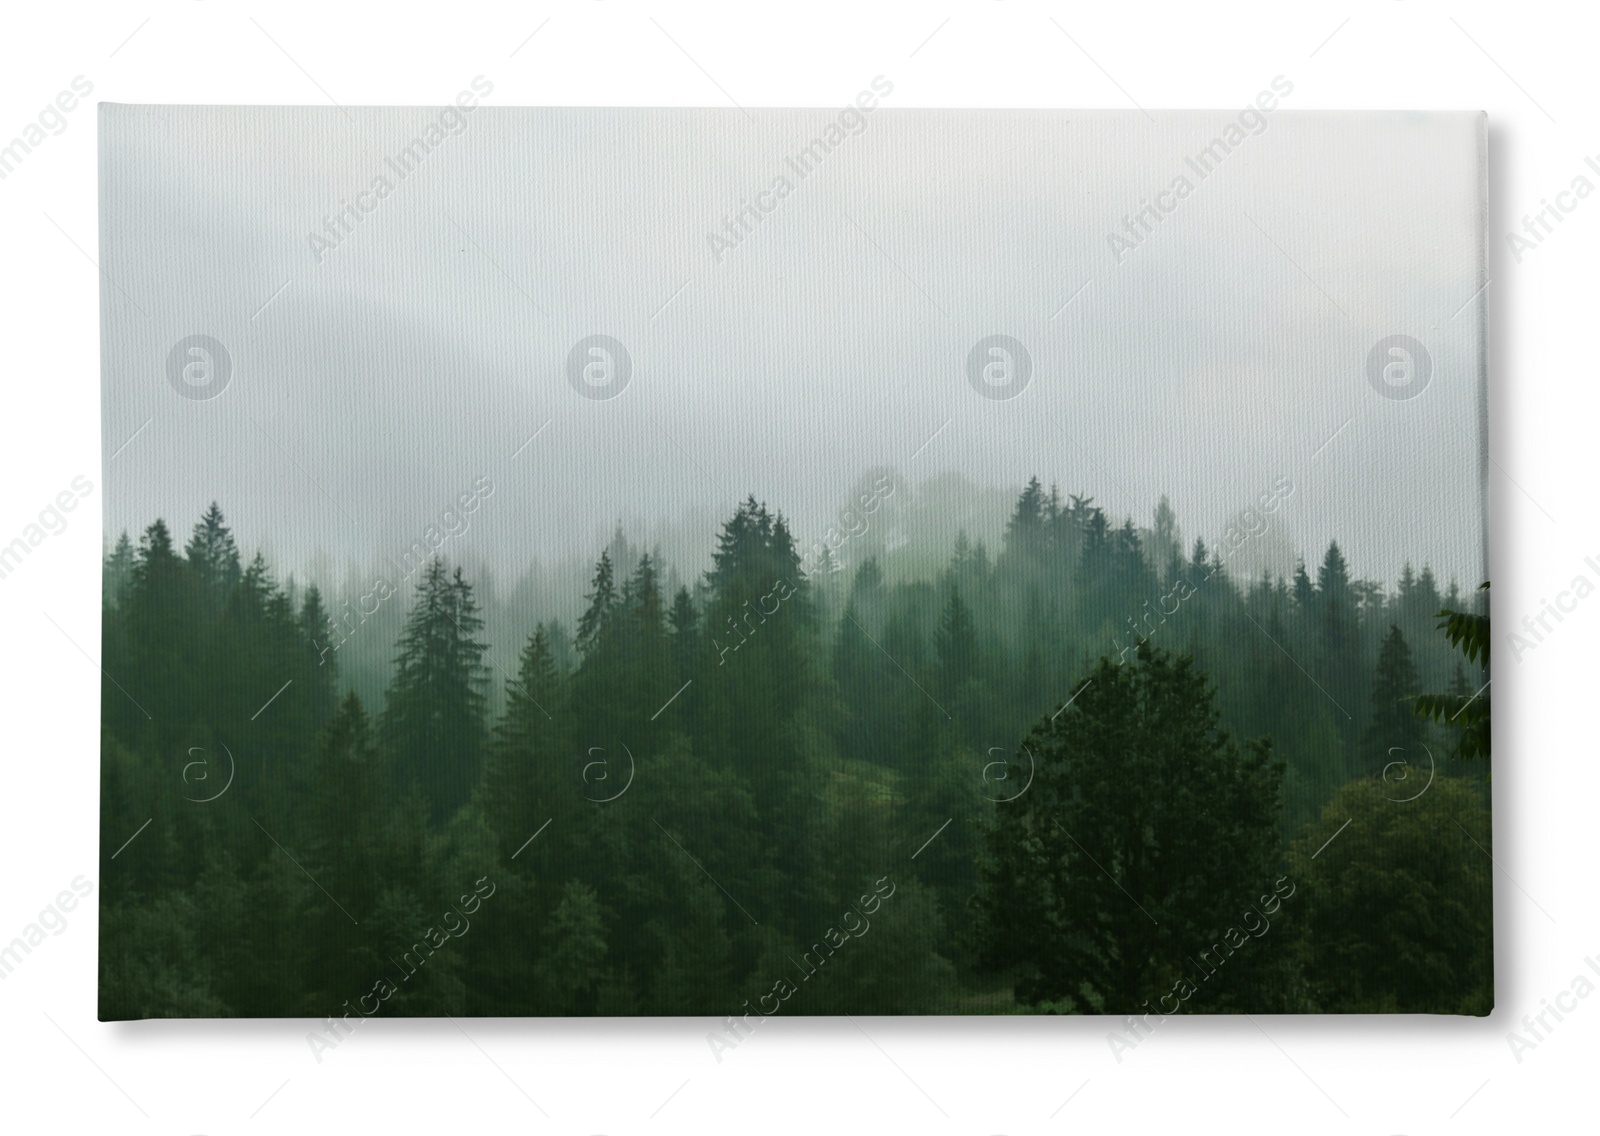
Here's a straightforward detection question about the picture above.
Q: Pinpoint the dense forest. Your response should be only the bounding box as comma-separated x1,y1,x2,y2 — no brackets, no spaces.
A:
98,481,1492,1022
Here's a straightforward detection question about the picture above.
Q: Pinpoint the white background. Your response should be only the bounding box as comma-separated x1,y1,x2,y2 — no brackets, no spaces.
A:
0,1,1590,1132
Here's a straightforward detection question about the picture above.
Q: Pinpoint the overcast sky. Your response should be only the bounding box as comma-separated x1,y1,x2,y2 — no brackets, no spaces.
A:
100,103,1486,591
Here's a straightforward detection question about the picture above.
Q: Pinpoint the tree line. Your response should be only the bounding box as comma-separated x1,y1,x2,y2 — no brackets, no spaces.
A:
98,484,1491,1019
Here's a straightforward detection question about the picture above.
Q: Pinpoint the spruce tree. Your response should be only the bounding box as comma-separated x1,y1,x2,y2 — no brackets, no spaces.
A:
933,586,978,704
667,586,699,713
1304,542,1362,753
104,532,135,609
380,560,490,824
831,600,879,765
1292,560,1314,611
850,556,884,604
1004,477,1047,560
301,692,397,933
576,551,617,655
298,585,339,729
482,624,569,863
1359,625,1426,777
1151,495,1180,569
185,502,242,609
615,552,673,738
698,496,825,926
124,519,203,744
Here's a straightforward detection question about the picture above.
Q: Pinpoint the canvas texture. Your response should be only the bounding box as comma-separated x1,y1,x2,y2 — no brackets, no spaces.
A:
96,90,1490,1022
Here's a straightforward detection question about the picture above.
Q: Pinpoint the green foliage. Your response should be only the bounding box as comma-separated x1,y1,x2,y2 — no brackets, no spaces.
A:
795,880,957,1014
99,889,228,1020
1359,625,1427,777
1413,582,1491,762
1290,776,1493,1013
539,881,608,1014
186,501,242,609
381,560,490,822
975,642,1299,1013
97,490,1486,1018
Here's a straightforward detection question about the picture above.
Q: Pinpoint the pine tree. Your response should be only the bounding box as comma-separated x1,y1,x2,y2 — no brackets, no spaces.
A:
1151,495,1180,569
1004,477,1047,560
616,552,673,733
624,553,665,635
1292,560,1314,611
705,495,763,595
971,540,991,586
380,560,490,823
667,587,699,688
1310,542,1362,751
218,554,318,809
1416,566,1442,614
298,585,339,729
699,498,814,743
831,600,877,736
185,502,242,608
123,518,202,744
951,529,972,575
576,551,617,655
850,556,884,603
933,586,978,703
1359,625,1425,777
697,496,825,926
502,625,562,743
300,692,399,921
482,624,568,863
104,532,135,609
604,523,638,582
1317,541,1352,606
1079,507,1110,571
1165,550,1188,588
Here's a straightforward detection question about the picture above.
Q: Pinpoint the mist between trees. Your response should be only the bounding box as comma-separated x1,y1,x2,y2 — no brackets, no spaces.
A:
97,480,1490,1018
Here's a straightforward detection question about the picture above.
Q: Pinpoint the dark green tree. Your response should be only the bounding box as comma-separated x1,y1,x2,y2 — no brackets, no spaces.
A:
1003,476,1048,561
1313,541,1363,751
94,485,1493,1020
481,623,568,861
830,600,885,767
1359,625,1426,777
298,585,340,730
1291,776,1492,1013
933,587,978,704
668,586,699,684
122,518,203,745
696,497,826,928
975,642,1296,1012
1292,560,1314,611
1414,582,1490,763
380,560,490,823
185,501,242,609
575,550,617,655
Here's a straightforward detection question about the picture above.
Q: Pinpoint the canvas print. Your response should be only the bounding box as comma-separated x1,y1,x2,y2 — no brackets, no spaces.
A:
96,88,1490,1025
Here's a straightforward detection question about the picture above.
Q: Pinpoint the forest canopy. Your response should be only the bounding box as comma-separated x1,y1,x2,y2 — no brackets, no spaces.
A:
97,483,1491,1021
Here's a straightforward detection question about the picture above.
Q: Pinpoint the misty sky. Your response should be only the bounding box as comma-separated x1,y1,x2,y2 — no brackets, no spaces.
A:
99,102,1486,591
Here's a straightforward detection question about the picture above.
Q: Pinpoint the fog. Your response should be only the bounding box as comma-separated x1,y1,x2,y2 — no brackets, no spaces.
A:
99,101,1487,594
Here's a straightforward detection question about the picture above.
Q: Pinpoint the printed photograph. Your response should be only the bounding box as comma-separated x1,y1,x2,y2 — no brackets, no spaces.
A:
96,89,1490,1024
